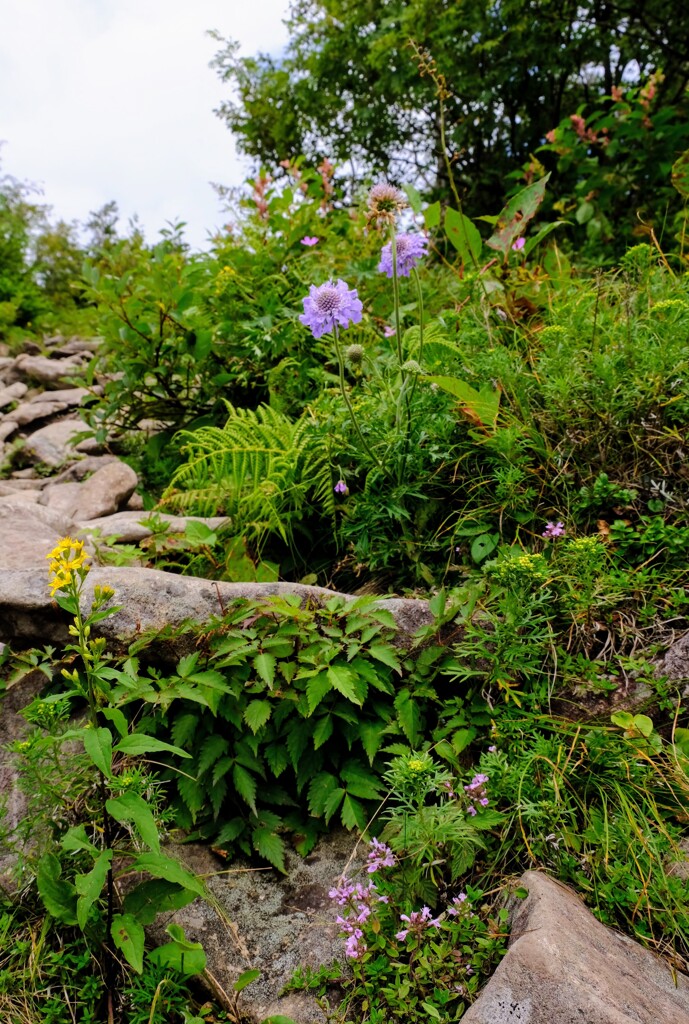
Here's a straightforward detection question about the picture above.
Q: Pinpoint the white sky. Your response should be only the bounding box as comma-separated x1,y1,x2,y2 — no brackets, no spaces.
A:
0,0,291,249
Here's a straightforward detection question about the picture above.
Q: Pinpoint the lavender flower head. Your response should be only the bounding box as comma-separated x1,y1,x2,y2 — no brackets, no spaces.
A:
300,279,363,339
395,906,441,942
379,234,428,278
334,479,348,495
301,235,320,246
464,772,489,816
543,521,566,539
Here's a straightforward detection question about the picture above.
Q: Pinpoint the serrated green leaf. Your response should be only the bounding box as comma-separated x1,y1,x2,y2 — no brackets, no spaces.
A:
115,734,191,759
177,775,205,818
307,771,340,817
306,672,331,715
327,663,364,705
323,787,345,824
75,849,112,929
197,734,229,776
341,763,384,800
265,743,289,778
106,792,160,853
312,714,334,749
111,913,144,973
367,644,402,673
171,712,199,748
395,689,422,746
253,653,276,689
83,727,113,778
358,722,388,764
340,793,366,830
252,827,287,872
233,763,258,814
244,700,272,734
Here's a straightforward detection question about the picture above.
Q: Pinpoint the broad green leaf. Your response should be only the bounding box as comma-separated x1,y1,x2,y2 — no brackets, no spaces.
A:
611,711,634,729
424,201,440,229
523,220,566,257
244,699,272,734
37,853,78,924
671,148,689,198
100,707,128,739
471,533,499,563
83,727,113,778
402,183,423,214
445,207,482,264
106,792,160,852
61,825,97,856
634,714,654,738
425,375,500,428
486,173,551,257
184,519,217,545
674,727,689,758
128,853,205,897
123,880,196,925
253,652,276,689
76,849,113,928
395,689,422,746
234,968,261,993
111,913,145,973
327,664,363,706
422,1001,442,1019
115,734,191,759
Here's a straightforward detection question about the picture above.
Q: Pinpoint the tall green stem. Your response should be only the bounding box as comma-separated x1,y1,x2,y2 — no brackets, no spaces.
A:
333,325,383,472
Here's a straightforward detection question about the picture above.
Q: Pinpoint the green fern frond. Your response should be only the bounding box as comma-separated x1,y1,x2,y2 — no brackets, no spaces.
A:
161,402,333,547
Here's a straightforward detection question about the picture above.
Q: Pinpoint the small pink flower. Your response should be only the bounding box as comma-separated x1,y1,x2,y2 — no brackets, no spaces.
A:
542,521,565,539
383,325,396,338
512,237,526,251
301,236,320,246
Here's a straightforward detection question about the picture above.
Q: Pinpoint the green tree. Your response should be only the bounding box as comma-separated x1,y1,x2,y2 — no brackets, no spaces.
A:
211,0,689,212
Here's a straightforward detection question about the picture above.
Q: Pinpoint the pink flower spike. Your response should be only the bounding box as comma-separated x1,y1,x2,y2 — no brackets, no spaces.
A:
301,236,320,246
512,237,526,251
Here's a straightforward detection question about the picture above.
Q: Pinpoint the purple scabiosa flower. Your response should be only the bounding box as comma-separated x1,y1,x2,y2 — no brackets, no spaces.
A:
334,480,348,496
512,237,526,251
378,234,428,278
300,279,363,339
366,182,407,229
301,235,320,246
543,520,566,539
366,837,396,873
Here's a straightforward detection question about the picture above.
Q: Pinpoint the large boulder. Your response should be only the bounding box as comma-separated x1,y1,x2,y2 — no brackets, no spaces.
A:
0,565,433,652
0,501,78,571
463,871,689,1024
22,417,100,467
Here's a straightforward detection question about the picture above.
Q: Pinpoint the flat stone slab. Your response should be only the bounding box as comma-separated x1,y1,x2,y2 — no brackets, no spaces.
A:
0,382,28,409
154,832,362,1023
463,871,689,1024
12,353,86,388
0,501,78,571
5,400,69,427
78,511,230,543
22,418,100,467
0,566,433,651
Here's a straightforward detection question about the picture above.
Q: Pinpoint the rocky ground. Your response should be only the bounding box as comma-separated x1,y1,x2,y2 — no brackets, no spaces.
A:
1,336,689,1022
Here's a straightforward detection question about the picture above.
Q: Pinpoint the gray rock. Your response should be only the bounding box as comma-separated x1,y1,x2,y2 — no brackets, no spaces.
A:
0,479,46,494
153,831,361,1023
0,381,28,409
49,454,119,484
50,337,100,357
655,631,689,683
0,419,19,442
40,481,85,515
28,386,92,406
22,418,100,467
125,491,145,511
78,511,229,543
463,871,689,1024
68,460,138,520
0,565,431,652
4,400,68,427
0,490,40,505
0,501,78,571
12,354,85,388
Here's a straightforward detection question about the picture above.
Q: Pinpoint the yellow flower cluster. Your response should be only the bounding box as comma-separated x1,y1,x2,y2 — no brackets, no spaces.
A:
46,537,89,596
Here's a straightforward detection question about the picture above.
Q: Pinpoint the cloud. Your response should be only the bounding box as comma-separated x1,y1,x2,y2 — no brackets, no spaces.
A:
0,0,290,248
